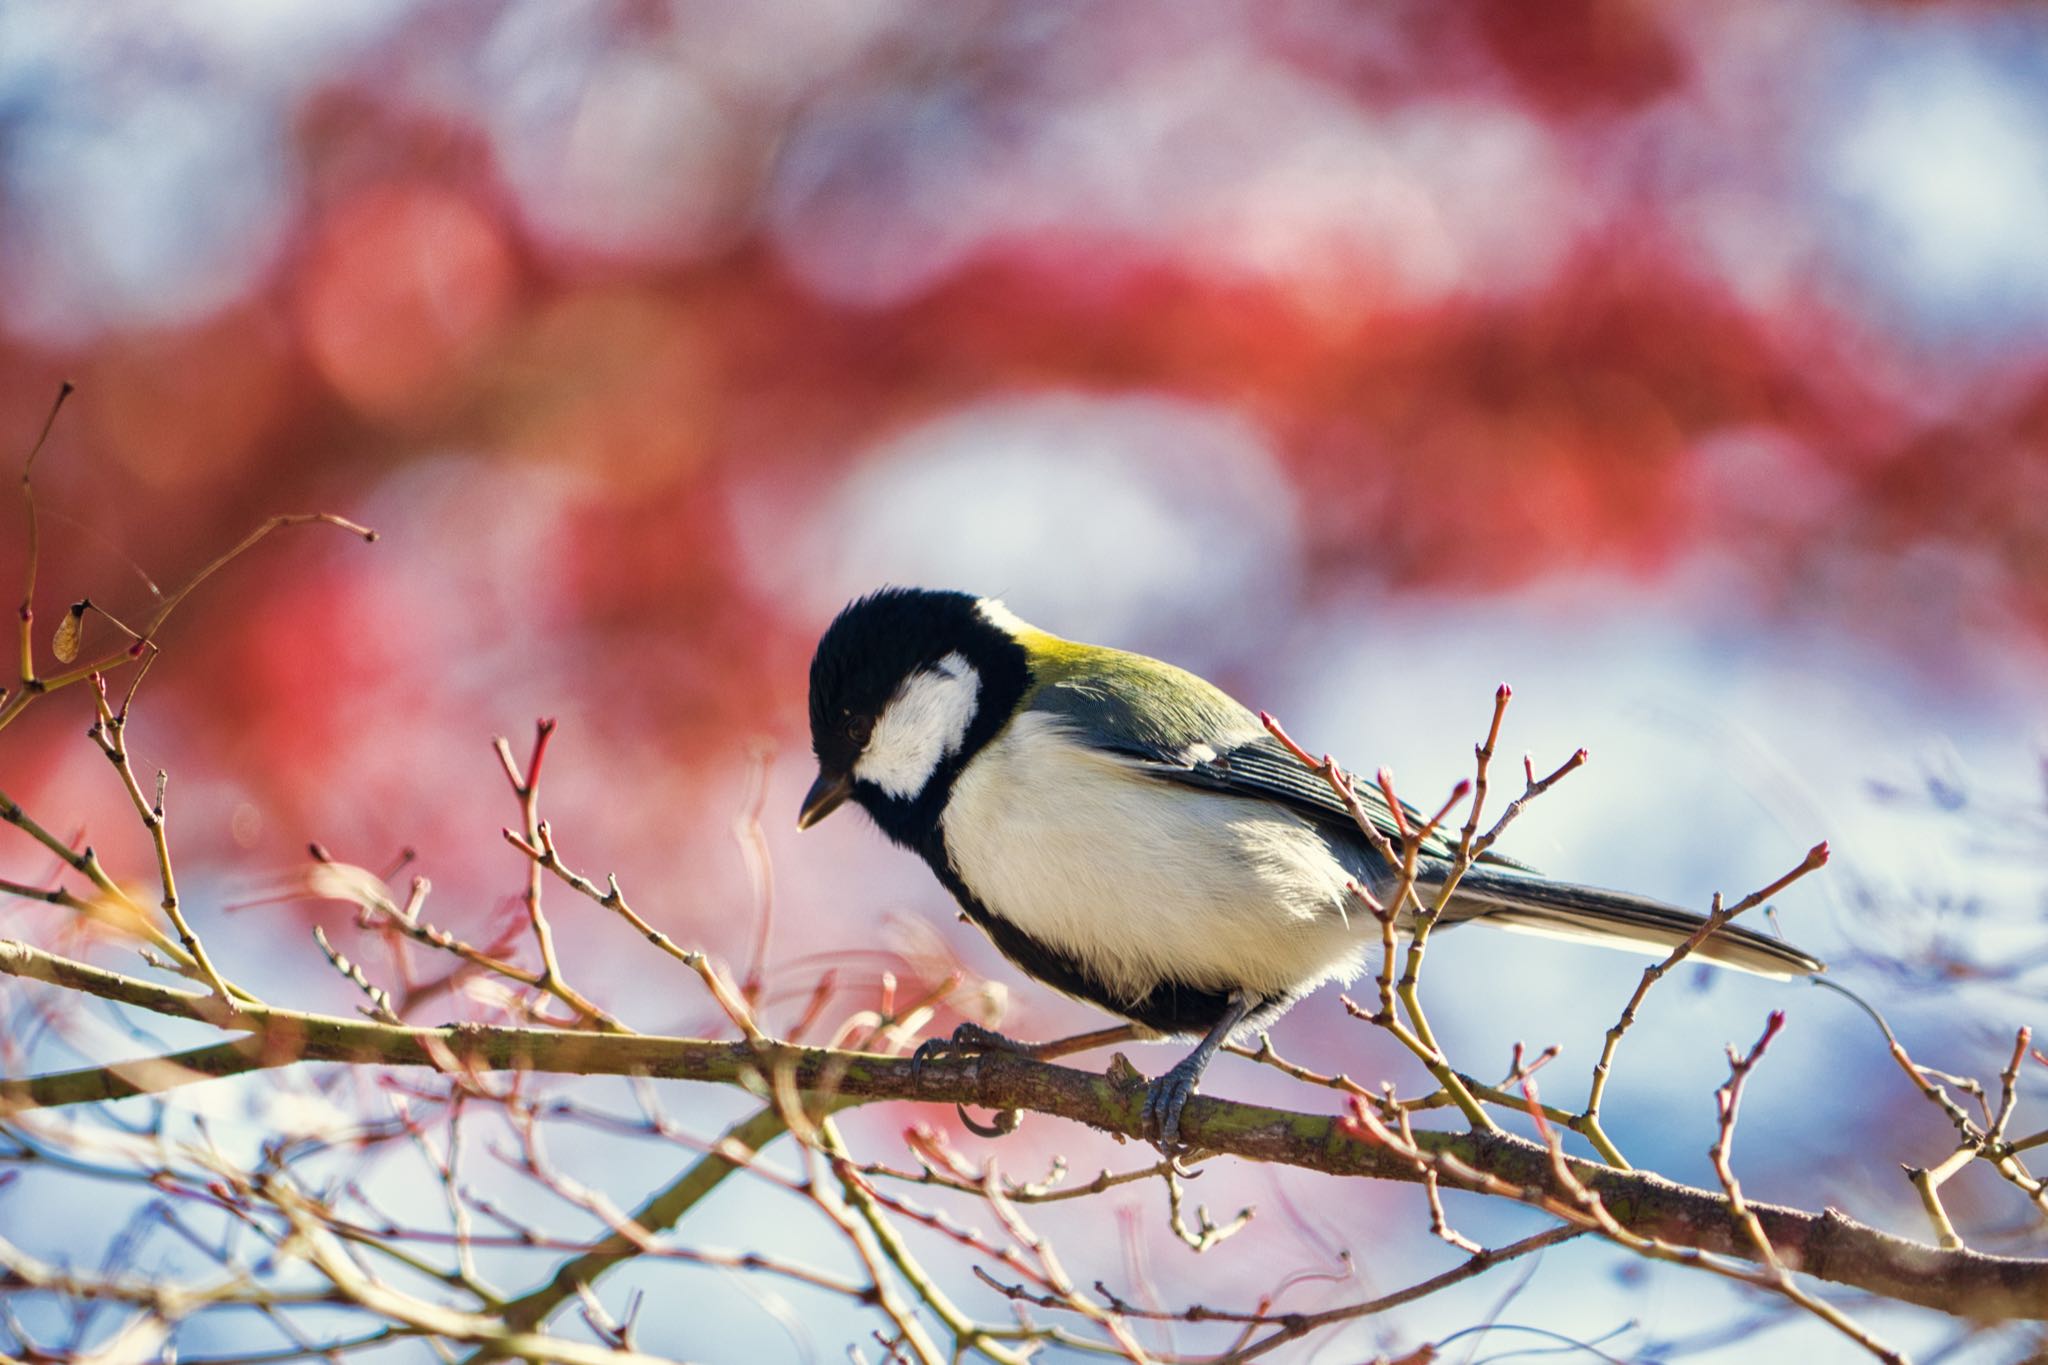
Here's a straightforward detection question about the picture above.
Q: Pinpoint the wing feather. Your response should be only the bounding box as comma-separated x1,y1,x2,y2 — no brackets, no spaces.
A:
1125,735,1516,865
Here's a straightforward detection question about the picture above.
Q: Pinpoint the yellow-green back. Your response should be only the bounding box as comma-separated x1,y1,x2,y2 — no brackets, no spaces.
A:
1013,627,1263,757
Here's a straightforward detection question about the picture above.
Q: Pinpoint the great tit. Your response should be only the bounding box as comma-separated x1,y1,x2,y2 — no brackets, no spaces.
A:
800,587,1821,1146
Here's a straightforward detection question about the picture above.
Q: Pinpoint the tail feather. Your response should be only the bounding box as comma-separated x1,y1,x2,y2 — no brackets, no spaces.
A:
1426,865,1822,980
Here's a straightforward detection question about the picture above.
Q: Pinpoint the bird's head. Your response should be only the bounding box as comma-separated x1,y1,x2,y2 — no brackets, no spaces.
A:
800,587,1030,842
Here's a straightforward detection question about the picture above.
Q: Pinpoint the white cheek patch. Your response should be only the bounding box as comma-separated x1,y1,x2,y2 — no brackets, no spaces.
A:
854,652,982,798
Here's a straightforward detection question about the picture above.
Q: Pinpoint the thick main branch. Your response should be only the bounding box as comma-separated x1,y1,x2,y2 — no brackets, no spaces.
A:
2,937,2040,1323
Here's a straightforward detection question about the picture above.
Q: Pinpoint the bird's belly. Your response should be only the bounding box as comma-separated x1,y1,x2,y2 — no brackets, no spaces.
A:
939,715,1366,1007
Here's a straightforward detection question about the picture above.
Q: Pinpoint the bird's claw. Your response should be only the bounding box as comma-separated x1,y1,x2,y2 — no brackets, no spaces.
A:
911,1023,1034,1139
910,1022,1032,1082
956,1103,1022,1138
1142,1061,1203,1156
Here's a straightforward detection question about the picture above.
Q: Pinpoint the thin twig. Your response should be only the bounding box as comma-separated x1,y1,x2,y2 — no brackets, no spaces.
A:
15,382,73,695
503,821,763,1045
1,511,377,733
1261,711,1495,1133
493,721,623,1033
1577,842,1830,1168
86,673,238,1014
313,926,401,1025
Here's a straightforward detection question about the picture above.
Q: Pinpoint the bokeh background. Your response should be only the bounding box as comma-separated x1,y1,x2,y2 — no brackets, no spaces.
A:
7,2,2048,1360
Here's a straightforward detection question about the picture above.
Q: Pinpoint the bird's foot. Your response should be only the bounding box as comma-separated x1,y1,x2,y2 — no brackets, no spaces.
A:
912,1022,1034,1139
910,1021,1036,1080
1142,1055,1206,1155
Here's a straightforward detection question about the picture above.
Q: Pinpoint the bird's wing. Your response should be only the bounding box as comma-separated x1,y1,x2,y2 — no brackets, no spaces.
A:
1021,651,1526,867
1110,734,1533,869
1119,735,1453,858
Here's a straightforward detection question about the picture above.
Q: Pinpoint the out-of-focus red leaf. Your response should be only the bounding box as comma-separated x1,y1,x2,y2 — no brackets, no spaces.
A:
296,183,518,424
85,305,300,492
1474,0,1687,114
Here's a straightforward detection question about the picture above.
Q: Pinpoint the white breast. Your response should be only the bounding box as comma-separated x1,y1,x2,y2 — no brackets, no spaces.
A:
940,712,1369,1006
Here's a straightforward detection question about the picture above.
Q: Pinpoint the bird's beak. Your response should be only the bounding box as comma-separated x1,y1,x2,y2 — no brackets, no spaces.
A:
798,769,854,830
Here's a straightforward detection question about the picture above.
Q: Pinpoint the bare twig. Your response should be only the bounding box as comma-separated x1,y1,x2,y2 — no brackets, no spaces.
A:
992,1225,1581,1364
3,936,2044,1326
1455,683,1513,865
1261,710,1494,1132
14,382,73,697
735,743,778,1004
1162,1165,1254,1253
313,926,401,1024
1,509,377,734
819,1119,1036,1365
504,819,764,1044
1711,1012,1789,1277
1472,747,1590,863
85,672,239,1014
482,1104,794,1347
1706,1012,1907,1359
1577,842,1830,1168
494,721,624,1033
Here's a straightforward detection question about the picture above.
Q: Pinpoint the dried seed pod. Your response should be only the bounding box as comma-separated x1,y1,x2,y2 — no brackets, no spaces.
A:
51,600,86,664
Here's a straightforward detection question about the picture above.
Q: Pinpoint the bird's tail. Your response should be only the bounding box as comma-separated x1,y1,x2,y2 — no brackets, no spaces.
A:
1422,864,1823,979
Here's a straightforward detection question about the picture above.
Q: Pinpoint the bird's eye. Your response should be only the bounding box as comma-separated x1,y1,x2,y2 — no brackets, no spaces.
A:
849,716,874,747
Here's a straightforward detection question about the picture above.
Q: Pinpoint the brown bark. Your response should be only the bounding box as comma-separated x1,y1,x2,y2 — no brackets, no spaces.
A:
2,936,2039,1323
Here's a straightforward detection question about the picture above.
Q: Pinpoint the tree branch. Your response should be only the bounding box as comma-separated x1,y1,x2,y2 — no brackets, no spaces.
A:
3,937,2044,1324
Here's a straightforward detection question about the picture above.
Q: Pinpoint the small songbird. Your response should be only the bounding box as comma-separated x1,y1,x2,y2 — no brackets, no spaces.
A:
799,587,1821,1146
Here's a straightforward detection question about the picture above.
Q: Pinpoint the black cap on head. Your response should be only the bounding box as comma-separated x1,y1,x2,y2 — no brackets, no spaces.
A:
801,587,1030,838
807,588,984,773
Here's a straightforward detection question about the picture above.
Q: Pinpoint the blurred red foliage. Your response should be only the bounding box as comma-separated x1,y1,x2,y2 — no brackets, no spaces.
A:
3,0,2046,954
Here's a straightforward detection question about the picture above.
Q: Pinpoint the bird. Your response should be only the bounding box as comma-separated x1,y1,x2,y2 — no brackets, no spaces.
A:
798,587,1822,1148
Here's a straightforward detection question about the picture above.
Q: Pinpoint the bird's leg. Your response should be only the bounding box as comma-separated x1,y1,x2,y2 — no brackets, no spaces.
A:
1143,991,1257,1153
